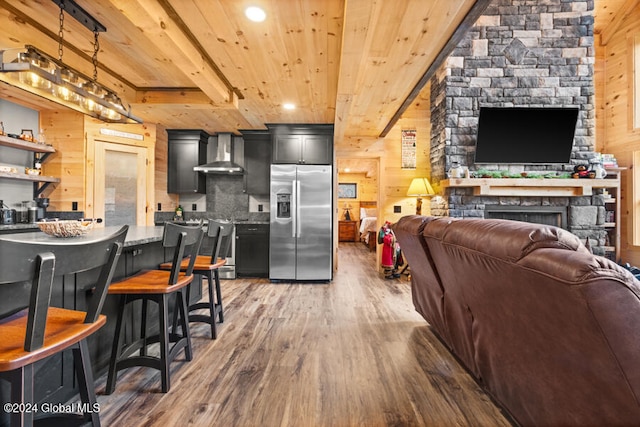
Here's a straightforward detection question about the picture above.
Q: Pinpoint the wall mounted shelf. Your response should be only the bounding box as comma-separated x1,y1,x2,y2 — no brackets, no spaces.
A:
0,134,55,153
0,133,59,197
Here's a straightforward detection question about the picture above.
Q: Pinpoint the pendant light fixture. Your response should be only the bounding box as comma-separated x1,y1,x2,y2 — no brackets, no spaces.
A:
0,0,142,124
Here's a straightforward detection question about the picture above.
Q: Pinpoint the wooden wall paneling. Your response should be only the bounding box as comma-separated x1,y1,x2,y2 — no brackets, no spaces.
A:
39,110,86,213
600,5,640,263
379,88,431,224
594,33,606,151
154,125,179,215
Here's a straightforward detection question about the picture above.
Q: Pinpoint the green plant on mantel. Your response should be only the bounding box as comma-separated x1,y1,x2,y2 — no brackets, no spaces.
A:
473,169,573,179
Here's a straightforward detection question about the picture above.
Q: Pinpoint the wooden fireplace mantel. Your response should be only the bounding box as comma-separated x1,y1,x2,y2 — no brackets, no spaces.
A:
440,177,619,197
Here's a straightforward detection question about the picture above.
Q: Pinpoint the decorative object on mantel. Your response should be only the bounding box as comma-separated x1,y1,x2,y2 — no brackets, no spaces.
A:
407,177,435,215
0,0,141,124
589,159,607,179
474,169,573,179
448,162,465,178
572,165,594,179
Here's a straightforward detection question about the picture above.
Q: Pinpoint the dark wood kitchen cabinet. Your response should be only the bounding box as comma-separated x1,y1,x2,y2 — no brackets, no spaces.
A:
167,129,208,193
241,129,271,194
268,124,334,165
235,223,269,277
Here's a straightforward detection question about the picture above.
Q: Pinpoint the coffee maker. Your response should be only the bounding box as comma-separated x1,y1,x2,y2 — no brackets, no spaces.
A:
0,200,16,225
35,197,49,221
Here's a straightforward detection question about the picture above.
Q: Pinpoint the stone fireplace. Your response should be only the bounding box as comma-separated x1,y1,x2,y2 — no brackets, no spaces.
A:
428,0,608,253
484,205,567,229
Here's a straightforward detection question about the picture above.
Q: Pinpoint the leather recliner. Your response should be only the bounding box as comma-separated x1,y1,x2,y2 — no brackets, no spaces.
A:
393,215,640,427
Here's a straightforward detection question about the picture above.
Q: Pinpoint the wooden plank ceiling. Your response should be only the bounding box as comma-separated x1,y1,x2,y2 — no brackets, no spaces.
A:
0,0,474,142
0,0,629,150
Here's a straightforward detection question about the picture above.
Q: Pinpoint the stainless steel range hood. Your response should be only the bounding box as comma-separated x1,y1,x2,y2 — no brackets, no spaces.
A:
194,133,244,174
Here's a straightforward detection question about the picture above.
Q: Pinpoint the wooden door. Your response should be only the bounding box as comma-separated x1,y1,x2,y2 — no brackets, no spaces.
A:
94,140,149,226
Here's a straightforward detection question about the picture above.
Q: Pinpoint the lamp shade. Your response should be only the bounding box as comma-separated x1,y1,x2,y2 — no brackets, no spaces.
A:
407,178,435,196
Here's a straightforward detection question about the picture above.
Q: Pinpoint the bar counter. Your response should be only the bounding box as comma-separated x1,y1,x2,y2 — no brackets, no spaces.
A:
0,225,164,246
0,226,174,415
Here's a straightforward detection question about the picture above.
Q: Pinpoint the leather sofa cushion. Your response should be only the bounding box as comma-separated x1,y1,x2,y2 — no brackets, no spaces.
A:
424,217,588,263
392,215,449,343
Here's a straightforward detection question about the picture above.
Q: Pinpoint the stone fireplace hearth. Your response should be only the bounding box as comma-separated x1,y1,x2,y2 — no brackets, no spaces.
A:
428,0,607,253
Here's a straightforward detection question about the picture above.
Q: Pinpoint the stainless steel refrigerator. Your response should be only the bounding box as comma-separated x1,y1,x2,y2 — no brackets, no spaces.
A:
270,164,333,281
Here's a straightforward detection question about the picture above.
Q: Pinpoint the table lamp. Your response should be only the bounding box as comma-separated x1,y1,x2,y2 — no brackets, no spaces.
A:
407,177,435,215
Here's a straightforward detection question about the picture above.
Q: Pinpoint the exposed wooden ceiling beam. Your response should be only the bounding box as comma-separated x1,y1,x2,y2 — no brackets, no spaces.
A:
379,0,493,137
600,0,640,45
109,0,240,108
135,88,237,109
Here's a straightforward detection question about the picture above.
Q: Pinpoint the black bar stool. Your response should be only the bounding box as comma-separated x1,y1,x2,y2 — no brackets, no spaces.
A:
0,226,128,427
160,220,234,339
105,222,203,394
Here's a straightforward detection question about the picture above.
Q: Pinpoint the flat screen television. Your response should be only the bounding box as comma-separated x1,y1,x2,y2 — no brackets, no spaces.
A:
474,107,579,164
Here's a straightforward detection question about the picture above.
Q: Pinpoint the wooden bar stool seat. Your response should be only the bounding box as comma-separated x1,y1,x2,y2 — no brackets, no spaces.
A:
106,222,203,394
159,220,234,339
0,226,128,427
0,308,103,371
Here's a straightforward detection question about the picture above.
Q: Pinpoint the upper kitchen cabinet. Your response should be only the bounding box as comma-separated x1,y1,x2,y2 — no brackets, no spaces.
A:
268,124,334,165
241,130,271,195
167,130,208,193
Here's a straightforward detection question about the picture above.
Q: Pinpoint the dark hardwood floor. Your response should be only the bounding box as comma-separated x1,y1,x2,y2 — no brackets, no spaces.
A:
93,242,512,426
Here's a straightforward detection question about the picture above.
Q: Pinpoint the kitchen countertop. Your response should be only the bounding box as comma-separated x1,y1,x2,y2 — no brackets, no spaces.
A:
0,225,164,247
0,223,40,232
155,219,270,226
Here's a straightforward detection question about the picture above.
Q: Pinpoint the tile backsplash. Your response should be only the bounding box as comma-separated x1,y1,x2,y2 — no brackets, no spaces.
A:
157,174,269,224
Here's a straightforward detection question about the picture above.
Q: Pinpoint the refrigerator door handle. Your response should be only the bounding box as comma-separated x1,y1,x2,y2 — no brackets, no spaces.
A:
292,179,297,238
296,179,302,237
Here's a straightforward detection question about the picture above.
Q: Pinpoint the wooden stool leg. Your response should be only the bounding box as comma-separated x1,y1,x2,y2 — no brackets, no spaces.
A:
214,270,224,323
106,295,126,395
73,340,100,427
158,295,170,393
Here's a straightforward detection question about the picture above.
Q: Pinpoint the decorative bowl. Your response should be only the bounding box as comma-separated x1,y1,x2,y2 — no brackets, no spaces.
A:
37,219,96,238
25,167,40,176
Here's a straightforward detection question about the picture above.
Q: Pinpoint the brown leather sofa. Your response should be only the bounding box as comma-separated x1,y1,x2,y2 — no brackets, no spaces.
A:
393,215,640,427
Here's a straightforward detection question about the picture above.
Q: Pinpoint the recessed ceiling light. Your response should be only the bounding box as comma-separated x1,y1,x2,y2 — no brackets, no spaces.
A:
344,168,351,172
245,6,266,22
283,103,296,110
